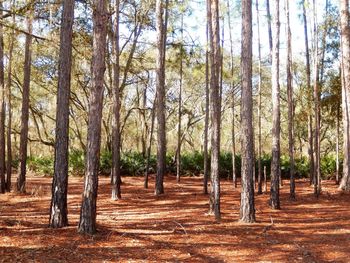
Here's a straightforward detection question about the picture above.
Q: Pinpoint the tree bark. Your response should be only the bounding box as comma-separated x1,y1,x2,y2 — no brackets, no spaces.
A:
302,0,315,186
155,0,168,196
266,0,273,62
312,0,321,197
203,0,210,195
49,0,75,228
176,14,184,183
270,0,281,209
285,0,295,200
17,8,33,193
0,0,5,194
5,7,15,192
227,0,237,189
256,0,263,195
78,0,108,234
240,0,255,223
208,0,221,221
339,0,350,191
111,0,121,200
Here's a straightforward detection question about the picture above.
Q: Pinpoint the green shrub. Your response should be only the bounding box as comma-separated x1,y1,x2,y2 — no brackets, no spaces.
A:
69,149,85,175
27,156,54,176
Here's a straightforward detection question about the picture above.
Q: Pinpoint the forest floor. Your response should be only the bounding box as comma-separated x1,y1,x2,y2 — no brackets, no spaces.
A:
0,175,350,262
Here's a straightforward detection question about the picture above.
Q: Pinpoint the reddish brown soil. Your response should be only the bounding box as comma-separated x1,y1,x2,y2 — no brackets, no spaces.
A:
0,175,349,262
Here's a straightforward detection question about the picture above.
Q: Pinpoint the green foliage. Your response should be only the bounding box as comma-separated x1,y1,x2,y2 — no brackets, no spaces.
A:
69,149,85,176
27,156,54,176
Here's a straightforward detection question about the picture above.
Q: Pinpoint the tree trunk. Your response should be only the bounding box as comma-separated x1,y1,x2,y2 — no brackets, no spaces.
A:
203,0,210,194
302,0,315,186
6,8,15,192
285,0,295,200
176,14,184,183
17,9,33,193
144,95,156,189
0,1,5,194
339,0,350,191
227,0,236,189
266,0,273,62
111,0,121,200
256,0,263,195
336,103,340,185
270,0,281,209
239,0,255,223
49,0,75,228
312,0,321,197
78,0,108,234
208,0,221,221
155,0,168,196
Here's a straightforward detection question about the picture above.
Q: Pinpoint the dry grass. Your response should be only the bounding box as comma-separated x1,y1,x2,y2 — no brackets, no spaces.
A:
0,175,349,262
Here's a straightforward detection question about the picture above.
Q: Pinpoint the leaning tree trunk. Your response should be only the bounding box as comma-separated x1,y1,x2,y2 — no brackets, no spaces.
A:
339,0,350,191
266,0,273,62
302,0,315,186
240,0,255,223
285,0,295,200
270,0,281,209
49,0,75,228
111,0,121,200
6,9,15,192
155,0,168,196
208,0,221,221
0,1,5,194
78,0,108,234
17,11,33,193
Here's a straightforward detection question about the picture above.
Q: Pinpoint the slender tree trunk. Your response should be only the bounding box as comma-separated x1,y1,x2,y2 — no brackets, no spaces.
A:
6,9,15,192
155,0,168,196
17,9,33,193
302,0,315,186
208,0,221,221
0,1,5,194
227,0,236,189
312,0,321,197
49,0,75,228
78,0,108,234
111,0,121,200
339,0,350,191
240,0,255,223
270,0,281,210
144,95,156,189
176,14,184,183
336,103,340,185
264,165,267,192
203,1,210,194
266,0,273,62
285,0,295,200
256,0,263,195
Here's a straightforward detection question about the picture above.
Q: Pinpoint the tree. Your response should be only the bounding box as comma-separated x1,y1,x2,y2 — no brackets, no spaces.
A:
270,0,281,209
208,0,221,221
78,0,108,234
203,0,210,195
255,0,263,195
339,0,350,191
155,0,168,196
266,0,273,61
240,0,255,223
302,0,315,186
49,0,75,228
227,0,237,189
111,0,121,200
176,13,184,183
285,0,295,199
6,7,15,192
17,6,33,193
0,1,5,194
